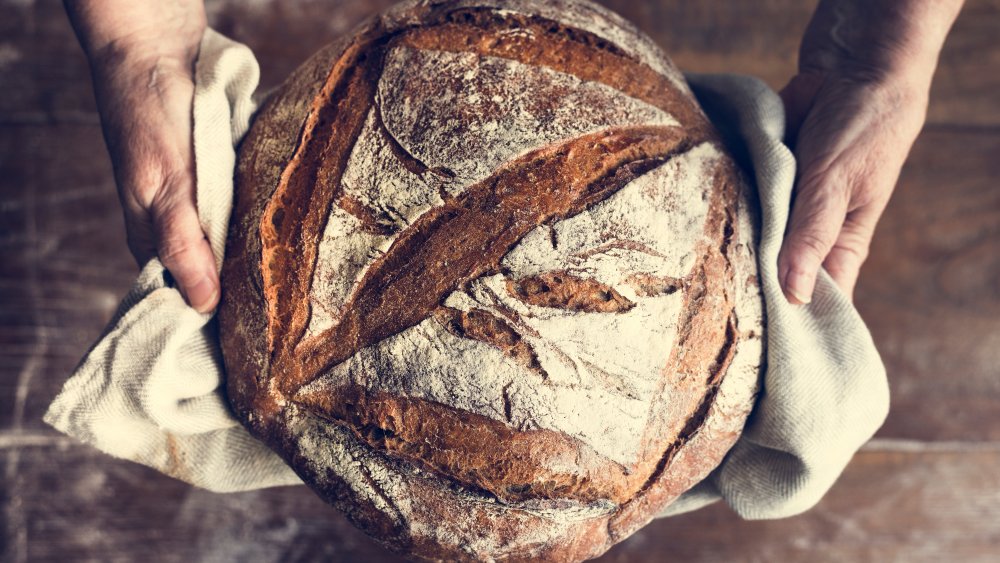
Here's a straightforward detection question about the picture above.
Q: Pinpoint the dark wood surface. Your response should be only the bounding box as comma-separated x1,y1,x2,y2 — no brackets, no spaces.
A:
1,0,998,561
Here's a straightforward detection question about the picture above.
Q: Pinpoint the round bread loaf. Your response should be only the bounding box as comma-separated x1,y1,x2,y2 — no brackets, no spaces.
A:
219,0,766,560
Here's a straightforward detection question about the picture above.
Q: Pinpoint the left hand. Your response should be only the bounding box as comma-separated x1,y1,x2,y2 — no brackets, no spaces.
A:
64,0,217,312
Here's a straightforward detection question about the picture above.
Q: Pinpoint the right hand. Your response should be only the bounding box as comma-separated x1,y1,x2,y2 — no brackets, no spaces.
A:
66,0,217,312
776,0,963,304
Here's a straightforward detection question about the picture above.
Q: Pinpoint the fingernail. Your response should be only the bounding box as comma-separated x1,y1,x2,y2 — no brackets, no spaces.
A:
785,269,813,305
186,276,219,313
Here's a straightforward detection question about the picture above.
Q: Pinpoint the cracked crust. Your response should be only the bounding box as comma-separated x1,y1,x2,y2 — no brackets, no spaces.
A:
219,1,765,561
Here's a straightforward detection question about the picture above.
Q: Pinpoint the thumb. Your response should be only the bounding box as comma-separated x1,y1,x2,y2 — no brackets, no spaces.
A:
778,173,849,305
152,189,220,313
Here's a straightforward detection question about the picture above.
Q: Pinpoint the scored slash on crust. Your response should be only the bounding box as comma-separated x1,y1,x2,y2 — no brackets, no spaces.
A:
220,3,765,561
256,0,733,513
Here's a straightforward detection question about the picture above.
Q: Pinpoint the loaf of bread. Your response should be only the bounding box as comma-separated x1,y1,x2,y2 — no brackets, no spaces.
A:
218,0,765,560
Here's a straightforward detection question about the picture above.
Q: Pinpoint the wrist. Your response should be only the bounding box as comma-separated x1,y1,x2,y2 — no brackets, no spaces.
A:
89,41,197,91
800,0,963,89
64,0,205,73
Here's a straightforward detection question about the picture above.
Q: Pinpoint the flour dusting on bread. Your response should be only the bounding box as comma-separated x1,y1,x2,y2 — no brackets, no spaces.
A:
220,1,765,560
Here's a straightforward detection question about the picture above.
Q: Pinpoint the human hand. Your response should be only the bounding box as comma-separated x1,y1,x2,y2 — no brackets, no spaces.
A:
778,0,963,304
64,0,217,312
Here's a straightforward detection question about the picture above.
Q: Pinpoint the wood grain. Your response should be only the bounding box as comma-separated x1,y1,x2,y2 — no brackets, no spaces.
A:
4,443,998,562
859,128,1000,441
3,0,998,126
606,0,1000,128
601,446,1000,563
2,0,999,561
0,124,132,433
1,444,401,562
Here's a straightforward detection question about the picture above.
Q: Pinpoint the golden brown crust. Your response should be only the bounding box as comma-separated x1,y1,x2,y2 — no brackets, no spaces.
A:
219,1,765,560
290,125,692,390
220,36,355,433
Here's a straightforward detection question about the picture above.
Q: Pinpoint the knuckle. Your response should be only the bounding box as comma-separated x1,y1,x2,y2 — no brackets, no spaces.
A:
794,186,849,231
157,234,197,264
799,174,850,210
116,153,166,205
825,239,870,286
839,221,875,259
824,254,862,283
796,154,846,191
150,169,196,211
834,239,870,266
842,165,883,204
115,148,192,211
793,230,832,261
154,214,201,266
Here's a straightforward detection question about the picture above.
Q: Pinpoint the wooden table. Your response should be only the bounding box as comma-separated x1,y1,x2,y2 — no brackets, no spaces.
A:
2,1,998,561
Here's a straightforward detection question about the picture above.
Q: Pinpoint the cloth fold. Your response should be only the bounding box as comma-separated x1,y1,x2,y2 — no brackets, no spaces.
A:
45,30,300,492
658,74,891,518
44,30,889,516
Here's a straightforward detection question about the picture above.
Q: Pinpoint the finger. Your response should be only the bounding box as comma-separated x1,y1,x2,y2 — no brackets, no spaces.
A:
778,170,850,305
822,206,880,299
823,246,864,300
151,186,220,313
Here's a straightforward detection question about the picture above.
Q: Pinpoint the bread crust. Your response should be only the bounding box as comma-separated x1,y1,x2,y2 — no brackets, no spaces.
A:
219,1,765,560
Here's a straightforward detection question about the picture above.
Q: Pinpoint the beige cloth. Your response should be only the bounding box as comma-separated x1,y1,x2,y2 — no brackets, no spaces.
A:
659,74,890,517
45,30,300,491
45,31,889,517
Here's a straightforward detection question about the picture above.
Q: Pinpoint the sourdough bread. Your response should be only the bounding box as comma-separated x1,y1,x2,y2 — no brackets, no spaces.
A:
219,1,765,560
